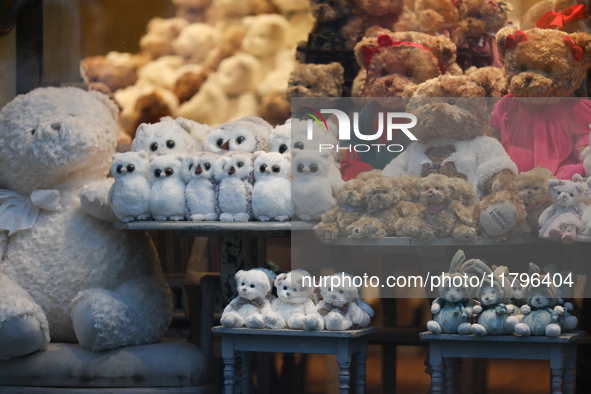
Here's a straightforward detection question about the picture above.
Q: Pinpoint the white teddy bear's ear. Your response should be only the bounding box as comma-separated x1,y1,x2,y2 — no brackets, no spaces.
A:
575,183,585,193
548,179,561,188
235,270,246,282
274,273,287,287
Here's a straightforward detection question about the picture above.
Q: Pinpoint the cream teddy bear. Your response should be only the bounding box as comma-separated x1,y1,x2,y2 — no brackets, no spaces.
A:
221,269,272,328
172,23,221,64
241,14,291,75
264,270,316,330
0,87,172,358
139,17,188,59
304,272,374,331
136,56,185,91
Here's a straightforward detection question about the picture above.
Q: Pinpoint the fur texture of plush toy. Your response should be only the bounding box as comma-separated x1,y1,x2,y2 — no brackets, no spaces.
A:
140,17,188,59
467,261,520,336
348,176,420,238
173,64,211,104
292,150,338,221
173,0,212,23
539,178,586,243
427,250,474,335
308,0,364,49
514,263,562,337
287,63,345,99
516,167,556,234
221,269,272,329
408,0,461,35
80,52,147,93
544,264,579,331
492,28,591,179
173,23,221,64
0,87,172,358
252,152,291,222
182,153,219,221
215,151,255,222
304,272,374,331
137,56,185,92
149,155,187,221
264,270,316,330
205,116,271,154
131,118,196,158
314,179,368,241
109,151,152,222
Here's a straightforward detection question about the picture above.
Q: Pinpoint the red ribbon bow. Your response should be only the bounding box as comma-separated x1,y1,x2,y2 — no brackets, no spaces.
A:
537,4,587,30
504,30,529,50
563,35,583,62
487,0,498,12
362,34,445,74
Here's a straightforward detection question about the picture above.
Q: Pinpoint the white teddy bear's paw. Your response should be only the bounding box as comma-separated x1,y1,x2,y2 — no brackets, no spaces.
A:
431,304,441,314
426,321,442,334
169,215,184,221
546,324,561,337
0,314,46,359
245,314,265,329
137,213,151,221
298,214,312,221
257,215,271,222
154,215,167,222
303,315,323,331
205,213,218,221
234,213,250,222
514,323,531,337
472,305,482,314
190,214,206,221
457,322,472,335
471,324,487,336
220,213,234,222
564,302,574,312
565,316,578,330
521,305,532,314
504,316,520,333
221,312,244,328
287,314,305,330
326,313,346,331
122,216,135,223
275,215,289,222
264,312,285,329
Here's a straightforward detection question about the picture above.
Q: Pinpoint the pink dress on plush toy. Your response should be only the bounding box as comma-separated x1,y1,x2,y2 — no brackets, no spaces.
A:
491,95,591,179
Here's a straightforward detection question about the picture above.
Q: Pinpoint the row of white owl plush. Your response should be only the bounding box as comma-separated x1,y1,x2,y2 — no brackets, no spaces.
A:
109,114,344,222
221,269,374,331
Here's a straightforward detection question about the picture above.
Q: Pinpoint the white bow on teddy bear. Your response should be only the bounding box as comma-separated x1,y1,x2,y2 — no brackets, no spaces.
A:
0,189,61,235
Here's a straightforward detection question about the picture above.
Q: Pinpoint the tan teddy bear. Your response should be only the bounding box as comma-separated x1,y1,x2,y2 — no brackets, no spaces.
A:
394,0,461,36
348,175,420,238
80,52,148,93
314,179,368,241
287,62,346,99
516,167,556,234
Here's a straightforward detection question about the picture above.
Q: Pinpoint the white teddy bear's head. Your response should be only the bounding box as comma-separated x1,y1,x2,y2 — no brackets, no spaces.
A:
548,179,584,207
320,272,360,307
241,15,290,58
0,87,119,193
528,289,552,308
235,269,271,300
275,269,314,304
214,53,261,96
173,24,221,64
523,263,557,309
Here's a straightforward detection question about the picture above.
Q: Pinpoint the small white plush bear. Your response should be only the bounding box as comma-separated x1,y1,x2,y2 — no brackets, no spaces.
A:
252,268,278,302
109,151,151,222
427,250,474,335
214,151,255,222
264,269,316,330
544,264,578,331
132,117,196,158
539,179,586,244
292,150,338,221
149,155,187,221
304,272,373,331
172,23,221,64
205,116,271,154
514,263,563,337
253,151,291,222
181,153,219,221
221,269,272,329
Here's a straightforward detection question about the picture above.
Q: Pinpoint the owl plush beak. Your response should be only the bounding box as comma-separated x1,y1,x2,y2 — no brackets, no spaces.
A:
228,166,235,175
157,147,167,156
195,165,202,174
220,140,230,150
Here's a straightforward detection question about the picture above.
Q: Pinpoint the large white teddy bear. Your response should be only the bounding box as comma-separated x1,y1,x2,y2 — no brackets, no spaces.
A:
0,87,172,359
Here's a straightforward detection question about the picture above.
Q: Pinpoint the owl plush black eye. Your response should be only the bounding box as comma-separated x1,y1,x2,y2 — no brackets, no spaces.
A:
154,169,162,177
116,165,123,174
150,143,158,152
279,144,288,154
204,163,211,170
294,142,304,150
283,286,288,290
272,165,280,173
216,139,224,147
236,136,245,145
165,168,173,176
297,164,304,173
260,164,267,172
189,164,193,170
310,164,318,173
237,162,243,168
166,140,175,149
339,290,344,294
126,164,135,173
448,99,455,105
30,129,36,135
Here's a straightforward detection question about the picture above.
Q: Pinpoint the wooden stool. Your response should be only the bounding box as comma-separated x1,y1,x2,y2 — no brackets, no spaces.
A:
421,331,587,394
212,326,378,394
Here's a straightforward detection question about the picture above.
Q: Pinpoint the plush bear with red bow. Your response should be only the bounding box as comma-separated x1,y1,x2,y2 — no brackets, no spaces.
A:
492,28,591,180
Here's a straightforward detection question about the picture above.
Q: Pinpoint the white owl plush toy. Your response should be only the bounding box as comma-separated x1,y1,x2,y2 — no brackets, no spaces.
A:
252,151,291,222
264,269,316,330
149,155,187,221
292,150,338,221
109,151,151,222
132,117,196,158
181,152,219,221
166,116,211,152
214,151,255,222
205,116,271,154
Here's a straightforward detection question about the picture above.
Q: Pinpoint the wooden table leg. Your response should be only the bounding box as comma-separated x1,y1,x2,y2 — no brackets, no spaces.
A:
241,351,253,394
429,343,444,394
564,342,576,394
337,339,352,394
550,344,565,394
355,339,368,394
445,357,461,394
222,334,236,394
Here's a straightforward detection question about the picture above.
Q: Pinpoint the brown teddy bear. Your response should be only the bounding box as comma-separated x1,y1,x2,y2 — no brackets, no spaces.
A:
394,0,461,36
492,27,591,179
287,62,345,98
259,91,291,126
358,0,405,33
464,66,508,96
453,0,513,69
420,145,468,180
516,167,556,234
308,0,364,49
348,175,420,238
382,74,526,240
314,178,368,241
173,67,211,104
80,53,148,93
400,174,477,242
